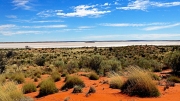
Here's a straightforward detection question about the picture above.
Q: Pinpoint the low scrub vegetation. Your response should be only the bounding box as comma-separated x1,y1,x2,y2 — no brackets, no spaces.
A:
9,72,25,84
61,76,85,90
121,66,160,97
167,76,180,83
22,82,37,94
0,81,24,101
38,79,58,97
72,85,83,93
109,73,124,89
89,72,99,80
51,72,61,82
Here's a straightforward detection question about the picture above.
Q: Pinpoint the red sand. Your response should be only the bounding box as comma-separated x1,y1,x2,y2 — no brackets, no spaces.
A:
25,73,180,101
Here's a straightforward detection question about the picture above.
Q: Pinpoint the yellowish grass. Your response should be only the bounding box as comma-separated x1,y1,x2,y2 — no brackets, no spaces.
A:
0,81,24,101
121,66,160,97
109,72,124,89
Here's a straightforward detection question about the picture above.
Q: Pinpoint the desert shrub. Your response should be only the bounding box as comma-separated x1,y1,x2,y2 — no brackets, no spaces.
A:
79,56,91,68
164,51,180,74
100,59,121,76
54,60,64,68
51,72,61,82
9,72,25,84
72,85,83,93
0,81,24,101
90,55,103,73
135,57,151,69
38,79,58,97
66,61,79,74
109,73,124,89
87,86,96,93
61,76,85,90
35,56,45,66
0,52,6,73
121,66,160,97
167,76,180,83
22,82,37,94
149,73,160,80
34,77,38,82
89,72,99,80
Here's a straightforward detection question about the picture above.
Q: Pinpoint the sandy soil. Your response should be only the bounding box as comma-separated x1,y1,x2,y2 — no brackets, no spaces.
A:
1,41,180,48
24,72,180,101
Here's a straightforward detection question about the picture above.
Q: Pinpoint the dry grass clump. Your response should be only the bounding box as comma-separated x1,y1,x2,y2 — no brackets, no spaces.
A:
51,72,61,82
167,76,180,83
22,82,37,94
38,79,58,97
89,72,99,80
0,74,6,84
109,73,124,89
9,72,25,84
121,66,160,97
0,81,25,101
61,76,85,90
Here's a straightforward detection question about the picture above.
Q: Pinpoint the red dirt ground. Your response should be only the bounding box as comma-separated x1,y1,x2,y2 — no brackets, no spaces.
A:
24,72,180,101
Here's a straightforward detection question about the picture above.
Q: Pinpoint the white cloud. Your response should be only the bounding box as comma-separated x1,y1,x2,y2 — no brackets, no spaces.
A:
0,31,44,36
12,0,32,10
78,26,94,29
117,0,150,10
56,5,111,17
100,23,166,27
132,34,180,39
104,3,110,6
101,23,145,27
82,34,180,40
0,24,16,30
6,15,17,19
37,10,59,17
151,2,180,7
143,23,180,31
22,25,67,28
117,0,180,10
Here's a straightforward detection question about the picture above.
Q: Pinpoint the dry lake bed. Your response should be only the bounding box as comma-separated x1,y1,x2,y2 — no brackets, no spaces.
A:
0,41,180,48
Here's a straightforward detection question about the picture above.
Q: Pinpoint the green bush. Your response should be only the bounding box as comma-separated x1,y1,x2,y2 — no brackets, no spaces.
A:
66,61,79,74
54,60,64,68
164,51,180,74
72,85,83,93
35,56,45,66
89,72,99,80
79,56,91,68
0,52,6,73
90,55,103,73
121,66,160,97
167,76,180,83
38,79,58,97
61,76,85,90
22,82,37,94
51,72,61,82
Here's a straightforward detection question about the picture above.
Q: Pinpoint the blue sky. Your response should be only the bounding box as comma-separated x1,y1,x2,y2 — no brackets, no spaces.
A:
1,0,180,42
